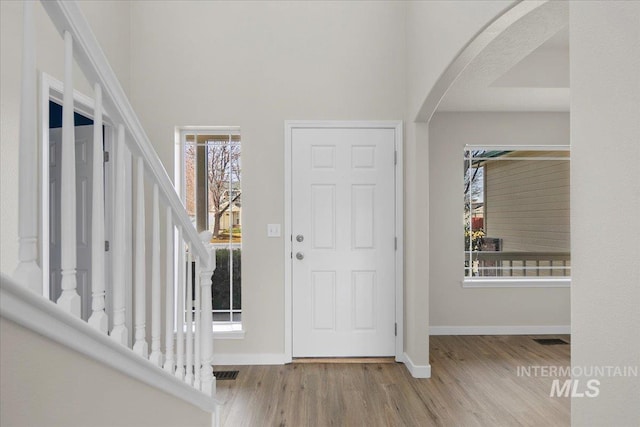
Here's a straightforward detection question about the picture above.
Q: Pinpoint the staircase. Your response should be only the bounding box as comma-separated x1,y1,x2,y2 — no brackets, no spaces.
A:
0,1,222,425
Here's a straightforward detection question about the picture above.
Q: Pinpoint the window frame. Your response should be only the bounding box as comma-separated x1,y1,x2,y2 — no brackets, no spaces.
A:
175,126,244,338
462,144,571,289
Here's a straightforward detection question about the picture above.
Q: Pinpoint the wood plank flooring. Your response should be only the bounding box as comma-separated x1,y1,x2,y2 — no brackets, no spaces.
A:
214,335,570,427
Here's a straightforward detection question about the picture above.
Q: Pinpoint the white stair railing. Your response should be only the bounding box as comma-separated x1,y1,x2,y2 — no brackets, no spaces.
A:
4,0,221,424
164,207,176,373
133,156,148,357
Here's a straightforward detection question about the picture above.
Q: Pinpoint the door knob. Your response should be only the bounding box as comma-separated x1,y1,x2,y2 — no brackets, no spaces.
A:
296,252,304,260
296,234,304,242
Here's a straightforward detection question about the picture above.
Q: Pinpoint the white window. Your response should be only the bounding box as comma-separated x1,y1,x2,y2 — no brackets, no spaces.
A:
464,146,571,286
179,128,242,330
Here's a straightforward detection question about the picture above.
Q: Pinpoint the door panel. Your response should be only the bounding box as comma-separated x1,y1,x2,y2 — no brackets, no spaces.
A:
312,271,336,330
311,185,335,249
49,125,94,320
352,185,375,249
292,127,396,357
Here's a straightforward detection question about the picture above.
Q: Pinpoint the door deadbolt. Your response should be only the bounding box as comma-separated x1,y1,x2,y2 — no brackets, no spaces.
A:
296,234,304,242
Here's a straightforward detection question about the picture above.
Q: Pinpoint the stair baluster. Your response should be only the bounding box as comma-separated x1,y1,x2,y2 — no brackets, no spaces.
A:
175,227,185,380
149,184,163,367
57,31,81,317
133,157,148,357
88,83,107,333
194,255,201,389
164,208,175,373
185,250,194,385
200,233,216,396
110,124,128,345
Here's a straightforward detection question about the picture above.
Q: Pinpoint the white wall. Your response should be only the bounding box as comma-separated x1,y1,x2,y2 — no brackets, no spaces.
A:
405,0,515,120
129,0,406,358
0,319,210,427
570,2,640,425
403,0,515,365
0,0,131,275
429,112,570,329
401,121,430,367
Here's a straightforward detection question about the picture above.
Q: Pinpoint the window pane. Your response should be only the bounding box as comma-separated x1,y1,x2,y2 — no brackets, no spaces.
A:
464,149,570,278
184,143,196,222
207,137,241,244
232,248,241,310
181,130,242,324
213,312,230,322
212,248,231,310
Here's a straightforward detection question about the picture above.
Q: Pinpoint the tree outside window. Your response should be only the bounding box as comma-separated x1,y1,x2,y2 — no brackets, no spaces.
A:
183,130,241,323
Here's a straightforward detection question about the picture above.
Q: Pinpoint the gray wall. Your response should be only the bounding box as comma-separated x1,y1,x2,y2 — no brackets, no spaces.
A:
570,1,640,424
429,112,571,329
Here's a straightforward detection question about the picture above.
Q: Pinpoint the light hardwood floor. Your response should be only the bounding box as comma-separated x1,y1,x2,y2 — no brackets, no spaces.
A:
215,335,570,427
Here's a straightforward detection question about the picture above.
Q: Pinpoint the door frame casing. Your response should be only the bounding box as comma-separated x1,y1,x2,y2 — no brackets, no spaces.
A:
284,120,404,362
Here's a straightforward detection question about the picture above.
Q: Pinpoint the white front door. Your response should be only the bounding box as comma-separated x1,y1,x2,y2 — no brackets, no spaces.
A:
292,126,397,357
49,125,94,320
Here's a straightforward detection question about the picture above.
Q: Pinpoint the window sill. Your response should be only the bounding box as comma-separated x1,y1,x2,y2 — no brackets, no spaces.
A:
212,323,245,340
174,323,245,340
462,278,571,288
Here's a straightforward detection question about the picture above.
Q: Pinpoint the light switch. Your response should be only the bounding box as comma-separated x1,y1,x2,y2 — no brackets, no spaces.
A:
267,224,281,237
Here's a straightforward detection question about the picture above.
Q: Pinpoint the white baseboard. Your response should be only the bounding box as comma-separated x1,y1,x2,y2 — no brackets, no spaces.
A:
401,352,431,378
212,353,287,366
429,325,571,335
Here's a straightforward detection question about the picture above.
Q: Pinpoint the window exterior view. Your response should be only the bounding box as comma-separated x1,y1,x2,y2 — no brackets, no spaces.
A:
183,129,241,324
464,147,571,281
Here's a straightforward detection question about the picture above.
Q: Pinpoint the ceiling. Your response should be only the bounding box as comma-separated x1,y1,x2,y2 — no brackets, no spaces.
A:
437,7,569,113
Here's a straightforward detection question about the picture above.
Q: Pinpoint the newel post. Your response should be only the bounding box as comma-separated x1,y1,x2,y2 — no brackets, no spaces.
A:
199,231,216,396
14,0,42,293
